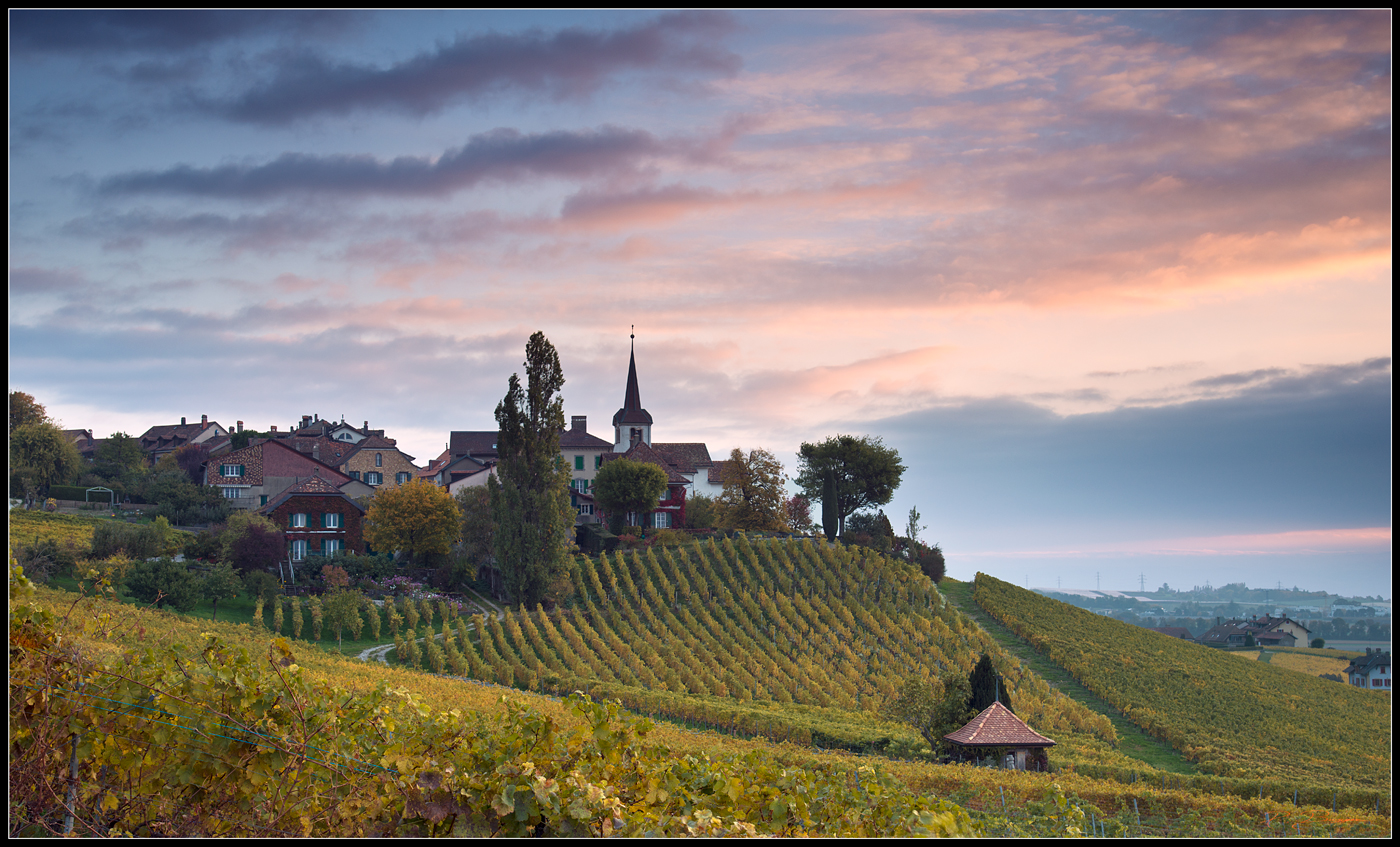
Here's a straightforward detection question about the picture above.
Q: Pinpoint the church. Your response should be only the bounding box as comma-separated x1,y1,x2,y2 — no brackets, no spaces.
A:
591,332,728,529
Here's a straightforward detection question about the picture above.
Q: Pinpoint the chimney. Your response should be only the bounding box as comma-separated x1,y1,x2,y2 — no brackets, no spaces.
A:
181,416,186,425
202,414,208,426
364,420,369,431
572,415,587,432
237,421,243,432
270,425,277,433
302,415,311,428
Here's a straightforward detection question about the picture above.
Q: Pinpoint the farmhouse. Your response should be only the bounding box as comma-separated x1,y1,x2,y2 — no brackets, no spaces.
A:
942,701,1055,771
1344,648,1391,691
1197,614,1312,648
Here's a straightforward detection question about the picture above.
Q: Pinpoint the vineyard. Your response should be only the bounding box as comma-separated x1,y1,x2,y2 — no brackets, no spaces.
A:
392,535,1128,764
7,509,104,554
12,570,1390,837
973,572,1390,809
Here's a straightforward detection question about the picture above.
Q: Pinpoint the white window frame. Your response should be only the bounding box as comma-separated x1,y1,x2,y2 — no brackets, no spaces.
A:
291,513,308,528
365,472,382,486
290,539,307,561
323,538,341,556
222,487,243,499
323,512,342,529
221,464,243,478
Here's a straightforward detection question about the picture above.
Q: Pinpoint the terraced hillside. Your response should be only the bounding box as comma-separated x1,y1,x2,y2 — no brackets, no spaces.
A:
974,572,1390,805
425,535,1137,767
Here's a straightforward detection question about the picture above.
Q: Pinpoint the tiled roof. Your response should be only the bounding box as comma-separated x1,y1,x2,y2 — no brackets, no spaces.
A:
608,441,690,484
708,460,733,485
260,472,365,515
560,428,612,449
943,702,1055,748
1147,627,1194,640
654,443,713,472
450,430,499,460
1344,651,1390,676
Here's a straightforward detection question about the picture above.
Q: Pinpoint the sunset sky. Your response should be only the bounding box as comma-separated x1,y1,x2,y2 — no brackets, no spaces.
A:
10,11,1390,596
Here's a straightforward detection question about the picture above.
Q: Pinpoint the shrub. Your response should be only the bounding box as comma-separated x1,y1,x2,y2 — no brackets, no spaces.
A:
650,528,691,548
90,521,163,561
12,539,82,583
243,570,281,605
125,558,201,612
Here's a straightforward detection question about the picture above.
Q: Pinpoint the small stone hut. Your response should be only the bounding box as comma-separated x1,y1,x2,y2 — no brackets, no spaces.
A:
942,701,1055,771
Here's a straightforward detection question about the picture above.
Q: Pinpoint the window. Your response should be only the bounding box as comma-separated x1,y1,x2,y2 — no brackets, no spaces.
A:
291,513,308,528
290,539,307,561
396,472,410,484
574,455,584,470
323,539,341,555
222,487,242,499
578,503,594,515
322,512,342,529
365,472,382,486
350,471,360,481
654,511,671,529
220,464,244,477
375,453,383,467
595,455,602,470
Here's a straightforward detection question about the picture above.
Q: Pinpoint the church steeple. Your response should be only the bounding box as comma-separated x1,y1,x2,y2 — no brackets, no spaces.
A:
612,327,653,452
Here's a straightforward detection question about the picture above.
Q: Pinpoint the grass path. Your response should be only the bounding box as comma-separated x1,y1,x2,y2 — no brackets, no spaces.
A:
939,578,1197,775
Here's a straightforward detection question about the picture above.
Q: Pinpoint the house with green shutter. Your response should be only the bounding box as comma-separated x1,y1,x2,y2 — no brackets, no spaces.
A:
258,473,367,584
205,438,353,510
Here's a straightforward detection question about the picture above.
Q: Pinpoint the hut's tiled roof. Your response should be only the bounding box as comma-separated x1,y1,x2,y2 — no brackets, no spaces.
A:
942,701,1055,748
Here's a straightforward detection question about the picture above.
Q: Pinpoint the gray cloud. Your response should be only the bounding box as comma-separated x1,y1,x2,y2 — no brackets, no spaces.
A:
1190,368,1288,388
9,10,357,55
96,126,671,199
871,359,1392,547
208,11,739,125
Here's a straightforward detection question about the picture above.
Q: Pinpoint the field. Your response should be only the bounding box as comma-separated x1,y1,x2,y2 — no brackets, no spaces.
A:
12,574,1390,837
973,572,1390,808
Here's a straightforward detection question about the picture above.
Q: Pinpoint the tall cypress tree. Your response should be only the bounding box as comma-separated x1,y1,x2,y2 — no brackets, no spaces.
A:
821,468,837,542
489,332,574,608
967,653,1013,714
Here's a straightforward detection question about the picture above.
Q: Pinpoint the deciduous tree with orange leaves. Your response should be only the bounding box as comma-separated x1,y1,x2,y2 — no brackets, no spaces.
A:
364,478,461,565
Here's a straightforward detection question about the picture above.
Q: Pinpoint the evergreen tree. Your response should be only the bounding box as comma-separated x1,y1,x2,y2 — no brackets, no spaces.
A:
489,331,574,608
967,653,1013,714
821,468,837,542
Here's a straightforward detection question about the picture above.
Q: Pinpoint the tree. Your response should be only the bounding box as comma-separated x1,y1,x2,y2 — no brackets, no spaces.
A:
488,331,574,608
364,479,462,564
323,588,365,649
593,457,668,534
10,421,83,499
94,432,147,484
821,468,837,542
884,671,977,755
717,448,788,532
683,492,719,530
173,442,212,485
1310,638,1325,649
967,653,1013,714
221,512,287,574
139,469,231,526
795,434,905,536
200,561,244,621
9,390,49,432
784,494,815,534
904,506,926,561
456,485,496,566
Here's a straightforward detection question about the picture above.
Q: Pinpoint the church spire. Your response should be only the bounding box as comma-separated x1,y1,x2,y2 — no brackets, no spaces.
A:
612,327,653,450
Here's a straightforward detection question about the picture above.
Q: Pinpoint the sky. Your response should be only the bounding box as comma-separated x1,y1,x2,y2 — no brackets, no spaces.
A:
9,10,1391,598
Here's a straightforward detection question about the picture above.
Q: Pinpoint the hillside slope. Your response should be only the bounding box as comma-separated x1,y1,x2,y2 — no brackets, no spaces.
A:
973,572,1390,794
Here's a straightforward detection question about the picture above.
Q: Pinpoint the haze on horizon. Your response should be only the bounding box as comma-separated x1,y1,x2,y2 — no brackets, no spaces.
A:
9,10,1391,598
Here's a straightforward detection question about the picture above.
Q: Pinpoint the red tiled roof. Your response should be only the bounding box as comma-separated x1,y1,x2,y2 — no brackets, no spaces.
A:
943,702,1055,748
